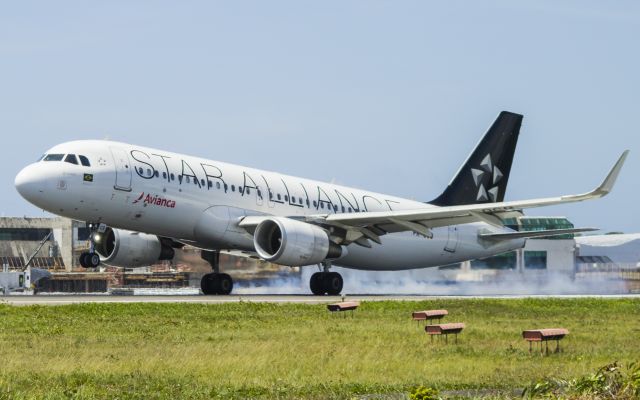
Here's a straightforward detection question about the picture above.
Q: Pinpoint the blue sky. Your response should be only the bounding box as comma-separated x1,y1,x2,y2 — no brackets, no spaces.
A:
1,1,638,232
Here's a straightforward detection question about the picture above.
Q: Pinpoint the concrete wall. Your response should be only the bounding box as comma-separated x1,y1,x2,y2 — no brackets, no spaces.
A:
0,217,80,271
519,239,576,274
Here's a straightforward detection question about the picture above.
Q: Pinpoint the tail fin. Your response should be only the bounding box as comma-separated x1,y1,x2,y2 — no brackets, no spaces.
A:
430,111,523,206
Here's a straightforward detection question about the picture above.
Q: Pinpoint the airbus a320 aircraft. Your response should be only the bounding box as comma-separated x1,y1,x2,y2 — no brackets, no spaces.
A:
15,112,628,295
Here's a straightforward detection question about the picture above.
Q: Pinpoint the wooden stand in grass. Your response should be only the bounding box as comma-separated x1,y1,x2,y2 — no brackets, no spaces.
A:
522,328,569,355
412,309,448,325
425,323,465,344
327,301,360,317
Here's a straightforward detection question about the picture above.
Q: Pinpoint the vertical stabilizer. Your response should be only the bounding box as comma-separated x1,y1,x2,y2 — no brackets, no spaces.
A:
430,111,522,206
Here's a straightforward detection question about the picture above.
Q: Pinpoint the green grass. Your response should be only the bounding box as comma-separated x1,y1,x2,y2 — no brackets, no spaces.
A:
0,298,638,399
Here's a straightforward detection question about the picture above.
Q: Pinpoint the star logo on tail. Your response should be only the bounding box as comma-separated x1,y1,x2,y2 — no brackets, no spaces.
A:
470,154,503,202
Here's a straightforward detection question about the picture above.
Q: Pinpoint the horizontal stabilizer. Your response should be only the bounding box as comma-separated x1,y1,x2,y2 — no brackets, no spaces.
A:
479,227,598,241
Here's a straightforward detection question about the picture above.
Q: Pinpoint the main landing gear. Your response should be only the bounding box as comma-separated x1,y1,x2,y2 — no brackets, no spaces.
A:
200,250,234,295
310,262,343,295
79,223,101,269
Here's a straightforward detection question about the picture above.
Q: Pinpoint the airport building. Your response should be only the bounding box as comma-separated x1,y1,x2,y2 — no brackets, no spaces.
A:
0,216,86,271
442,217,579,275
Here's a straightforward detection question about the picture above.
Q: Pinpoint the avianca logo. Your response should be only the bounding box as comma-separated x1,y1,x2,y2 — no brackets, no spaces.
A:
133,192,176,208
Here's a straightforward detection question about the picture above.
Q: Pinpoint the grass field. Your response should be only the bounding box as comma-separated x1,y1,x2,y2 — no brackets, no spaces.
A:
0,298,638,399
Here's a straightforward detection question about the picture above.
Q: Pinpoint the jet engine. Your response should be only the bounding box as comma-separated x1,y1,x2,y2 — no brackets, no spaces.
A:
253,217,346,266
93,228,175,267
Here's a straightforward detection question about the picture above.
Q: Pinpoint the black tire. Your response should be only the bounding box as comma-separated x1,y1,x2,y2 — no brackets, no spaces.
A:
310,272,324,295
324,272,343,295
201,273,217,295
79,253,89,269
217,273,233,295
88,253,101,268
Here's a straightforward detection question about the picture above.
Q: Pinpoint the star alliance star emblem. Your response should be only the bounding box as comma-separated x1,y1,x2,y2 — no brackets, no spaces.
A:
470,154,502,202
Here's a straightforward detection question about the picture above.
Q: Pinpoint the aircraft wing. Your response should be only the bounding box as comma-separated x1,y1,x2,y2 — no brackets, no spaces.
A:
240,151,628,246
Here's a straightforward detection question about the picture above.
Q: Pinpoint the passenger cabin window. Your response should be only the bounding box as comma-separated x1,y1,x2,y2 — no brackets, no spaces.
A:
43,154,64,161
78,155,91,167
64,154,78,165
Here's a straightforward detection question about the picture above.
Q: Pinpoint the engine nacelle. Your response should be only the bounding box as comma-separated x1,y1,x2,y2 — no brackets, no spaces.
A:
253,217,346,266
94,228,175,267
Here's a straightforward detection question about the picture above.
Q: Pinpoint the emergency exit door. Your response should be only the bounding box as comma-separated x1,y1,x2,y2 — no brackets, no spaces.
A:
444,226,459,253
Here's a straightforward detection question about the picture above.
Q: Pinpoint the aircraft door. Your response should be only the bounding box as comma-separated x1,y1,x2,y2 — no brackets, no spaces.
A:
444,226,458,253
110,147,132,192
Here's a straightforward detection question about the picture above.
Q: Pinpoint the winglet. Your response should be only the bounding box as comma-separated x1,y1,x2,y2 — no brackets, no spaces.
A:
595,150,629,196
562,150,629,201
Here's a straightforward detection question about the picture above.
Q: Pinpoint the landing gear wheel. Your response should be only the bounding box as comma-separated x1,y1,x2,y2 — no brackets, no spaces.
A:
200,273,234,295
310,272,324,295
87,253,100,268
79,252,100,269
324,272,343,295
201,273,218,295
79,253,89,268
216,273,233,295
309,272,343,295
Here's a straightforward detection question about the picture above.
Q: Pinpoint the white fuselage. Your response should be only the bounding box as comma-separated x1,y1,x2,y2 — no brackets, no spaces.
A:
15,140,524,270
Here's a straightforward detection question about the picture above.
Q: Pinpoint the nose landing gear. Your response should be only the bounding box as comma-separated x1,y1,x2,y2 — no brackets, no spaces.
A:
79,223,102,269
79,252,100,269
200,250,234,295
310,262,343,295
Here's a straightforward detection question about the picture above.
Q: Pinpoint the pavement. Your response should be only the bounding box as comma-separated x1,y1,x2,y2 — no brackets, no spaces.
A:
2,293,639,306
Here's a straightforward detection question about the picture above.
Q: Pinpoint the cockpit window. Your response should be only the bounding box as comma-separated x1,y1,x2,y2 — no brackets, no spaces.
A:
43,154,64,161
64,154,79,165
78,155,91,167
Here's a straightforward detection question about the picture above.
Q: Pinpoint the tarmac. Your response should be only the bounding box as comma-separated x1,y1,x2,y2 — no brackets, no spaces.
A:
2,293,639,306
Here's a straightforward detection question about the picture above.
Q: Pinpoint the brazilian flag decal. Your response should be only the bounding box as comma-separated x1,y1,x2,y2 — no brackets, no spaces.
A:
83,174,94,182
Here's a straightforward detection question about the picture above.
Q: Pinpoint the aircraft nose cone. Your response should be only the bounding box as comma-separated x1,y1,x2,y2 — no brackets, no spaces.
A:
15,165,42,202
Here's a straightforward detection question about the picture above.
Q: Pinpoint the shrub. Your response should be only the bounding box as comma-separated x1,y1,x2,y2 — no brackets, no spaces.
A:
409,385,440,400
522,361,640,399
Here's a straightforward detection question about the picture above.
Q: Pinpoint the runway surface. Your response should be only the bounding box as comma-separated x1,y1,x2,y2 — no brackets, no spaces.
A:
2,293,639,306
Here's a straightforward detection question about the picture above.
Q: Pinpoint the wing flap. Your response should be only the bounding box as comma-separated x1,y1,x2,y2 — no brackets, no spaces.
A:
479,227,598,241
